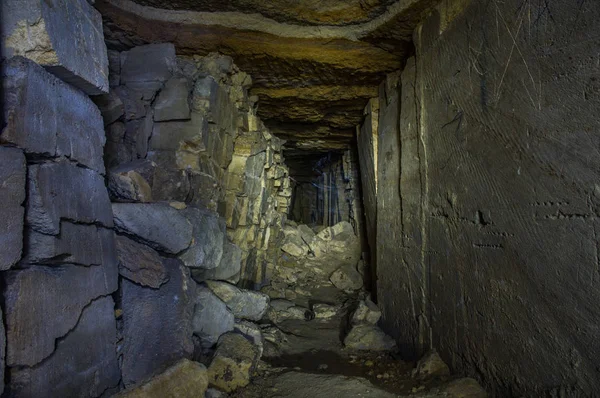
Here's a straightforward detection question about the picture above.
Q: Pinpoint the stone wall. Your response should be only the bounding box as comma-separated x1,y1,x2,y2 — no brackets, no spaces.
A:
371,0,600,395
1,1,120,395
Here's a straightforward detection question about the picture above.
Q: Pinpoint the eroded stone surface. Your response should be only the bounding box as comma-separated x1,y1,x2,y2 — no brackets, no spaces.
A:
27,162,113,235
2,57,106,173
1,0,109,94
3,263,118,367
0,146,25,270
9,296,121,398
121,259,195,386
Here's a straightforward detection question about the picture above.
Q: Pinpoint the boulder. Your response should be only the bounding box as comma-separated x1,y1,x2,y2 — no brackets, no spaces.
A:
0,147,25,270
193,285,235,349
154,77,191,121
330,266,363,292
1,0,109,94
108,160,155,202
312,303,339,320
207,333,259,392
149,113,208,152
234,321,265,358
309,221,361,273
24,222,116,266
2,57,106,172
116,359,208,398
413,350,450,380
179,207,226,269
343,325,397,351
206,281,270,321
9,297,121,398
27,162,113,235
3,263,118,367
440,378,487,398
121,259,195,387
297,224,316,243
112,203,193,254
116,235,169,288
350,299,381,325
191,242,242,283
267,299,313,323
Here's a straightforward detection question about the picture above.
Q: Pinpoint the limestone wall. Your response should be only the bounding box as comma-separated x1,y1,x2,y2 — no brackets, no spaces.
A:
371,0,600,395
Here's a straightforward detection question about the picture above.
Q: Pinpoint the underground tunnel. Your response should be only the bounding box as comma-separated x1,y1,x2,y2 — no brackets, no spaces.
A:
0,0,599,397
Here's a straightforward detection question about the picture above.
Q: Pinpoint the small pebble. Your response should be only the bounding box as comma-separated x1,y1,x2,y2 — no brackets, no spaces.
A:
364,360,374,367
318,364,328,370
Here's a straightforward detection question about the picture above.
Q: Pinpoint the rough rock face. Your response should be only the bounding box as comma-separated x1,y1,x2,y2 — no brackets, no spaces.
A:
1,0,109,94
9,297,121,398
94,0,439,150
370,0,600,395
178,207,227,269
191,242,242,283
0,147,25,270
120,260,195,386
1,307,4,395
117,359,208,398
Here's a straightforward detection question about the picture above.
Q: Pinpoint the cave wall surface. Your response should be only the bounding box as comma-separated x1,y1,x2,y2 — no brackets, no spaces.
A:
374,0,600,395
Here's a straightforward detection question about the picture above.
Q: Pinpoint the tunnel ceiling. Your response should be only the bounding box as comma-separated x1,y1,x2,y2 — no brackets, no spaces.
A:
96,0,437,151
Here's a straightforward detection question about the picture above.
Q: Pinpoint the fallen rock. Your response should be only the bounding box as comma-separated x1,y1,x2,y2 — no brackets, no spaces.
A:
330,266,363,292
121,259,195,387
413,350,450,380
0,147,26,270
350,299,381,325
117,359,208,398
108,160,155,202
440,377,487,398
2,0,109,94
9,296,120,397
281,227,309,257
191,241,242,283
206,281,269,321
179,207,226,269
312,303,339,320
267,299,313,323
193,285,235,349
297,224,316,243
154,77,191,121
309,221,362,273
343,325,397,351
205,388,226,398
116,235,169,288
207,333,259,392
234,321,265,358
112,203,193,254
